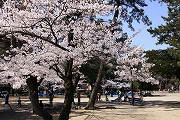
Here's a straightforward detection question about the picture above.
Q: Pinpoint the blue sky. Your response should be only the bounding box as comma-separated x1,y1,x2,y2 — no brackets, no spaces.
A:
123,1,169,51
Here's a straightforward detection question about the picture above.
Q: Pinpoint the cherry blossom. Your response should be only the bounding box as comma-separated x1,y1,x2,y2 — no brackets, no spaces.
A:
0,0,157,90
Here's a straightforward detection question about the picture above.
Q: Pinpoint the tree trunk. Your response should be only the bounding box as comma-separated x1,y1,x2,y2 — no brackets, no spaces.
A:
73,73,80,91
26,76,52,120
58,58,74,120
85,60,105,109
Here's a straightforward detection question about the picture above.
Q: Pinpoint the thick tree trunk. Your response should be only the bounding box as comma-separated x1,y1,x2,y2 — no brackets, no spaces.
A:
58,58,74,120
26,76,52,120
85,60,105,109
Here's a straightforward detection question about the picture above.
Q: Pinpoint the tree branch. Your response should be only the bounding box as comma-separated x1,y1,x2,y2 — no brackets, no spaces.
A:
49,64,65,79
37,78,43,86
2,31,70,52
43,18,59,44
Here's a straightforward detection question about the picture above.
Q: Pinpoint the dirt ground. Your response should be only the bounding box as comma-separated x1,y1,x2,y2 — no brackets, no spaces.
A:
1,91,180,120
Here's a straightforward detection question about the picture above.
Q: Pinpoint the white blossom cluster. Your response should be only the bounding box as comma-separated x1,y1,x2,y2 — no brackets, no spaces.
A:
0,45,63,88
114,41,158,84
0,0,119,88
0,0,158,88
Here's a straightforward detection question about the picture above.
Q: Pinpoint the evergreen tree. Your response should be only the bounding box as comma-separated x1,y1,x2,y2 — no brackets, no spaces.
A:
147,0,180,85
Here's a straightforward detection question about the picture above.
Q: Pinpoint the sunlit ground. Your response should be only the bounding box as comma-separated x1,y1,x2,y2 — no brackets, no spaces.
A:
1,91,180,120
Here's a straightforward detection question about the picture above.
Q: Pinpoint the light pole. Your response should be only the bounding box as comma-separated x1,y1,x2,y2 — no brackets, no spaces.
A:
131,80,134,106
130,67,134,106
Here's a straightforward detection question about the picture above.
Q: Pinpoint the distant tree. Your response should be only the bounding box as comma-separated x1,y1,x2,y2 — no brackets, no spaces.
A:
80,57,100,88
108,0,152,31
169,77,180,89
133,80,159,91
148,0,180,46
105,60,117,80
80,57,117,88
147,0,180,81
145,50,180,79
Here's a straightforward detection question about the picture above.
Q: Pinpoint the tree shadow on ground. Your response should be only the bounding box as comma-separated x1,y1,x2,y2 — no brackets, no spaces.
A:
144,94,166,97
77,99,180,110
0,105,43,120
70,100,180,120
144,100,180,108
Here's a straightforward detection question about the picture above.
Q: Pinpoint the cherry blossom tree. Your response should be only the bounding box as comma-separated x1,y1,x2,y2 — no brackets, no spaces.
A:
0,0,123,120
0,0,158,119
85,32,159,109
115,40,158,84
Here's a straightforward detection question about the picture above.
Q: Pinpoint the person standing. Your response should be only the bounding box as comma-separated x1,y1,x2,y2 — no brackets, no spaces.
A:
49,89,54,107
39,100,44,109
17,97,21,107
97,93,101,101
5,92,9,104
105,90,109,101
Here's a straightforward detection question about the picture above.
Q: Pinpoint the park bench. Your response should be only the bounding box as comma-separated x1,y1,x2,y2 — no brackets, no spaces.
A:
127,92,144,106
128,97,144,106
